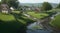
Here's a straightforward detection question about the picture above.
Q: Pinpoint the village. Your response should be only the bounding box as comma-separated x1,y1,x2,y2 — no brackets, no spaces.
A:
0,0,60,33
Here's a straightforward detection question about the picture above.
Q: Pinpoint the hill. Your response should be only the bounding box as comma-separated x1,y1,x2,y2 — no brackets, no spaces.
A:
20,3,58,8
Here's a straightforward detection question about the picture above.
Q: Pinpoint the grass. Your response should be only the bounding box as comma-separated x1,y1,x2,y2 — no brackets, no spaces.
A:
32,25,42,29
49,9,60,12
0,11,35,33
17,15,35,25
12,11,20,14
27,12,48,19
0,13,15,21
50,14,60,28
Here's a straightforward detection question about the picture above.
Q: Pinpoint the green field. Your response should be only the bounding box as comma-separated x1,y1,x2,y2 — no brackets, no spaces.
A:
0,13,15,21
0,12,34,33
0,10,58,33
12,11,20,14
50,14,60,28
27,12,48,19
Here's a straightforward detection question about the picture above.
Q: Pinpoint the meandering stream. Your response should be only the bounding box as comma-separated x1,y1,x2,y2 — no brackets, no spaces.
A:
23,12,60,33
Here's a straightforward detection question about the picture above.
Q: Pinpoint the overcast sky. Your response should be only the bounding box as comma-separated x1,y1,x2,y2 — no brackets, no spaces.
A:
18,0,60,3
0,0,60,3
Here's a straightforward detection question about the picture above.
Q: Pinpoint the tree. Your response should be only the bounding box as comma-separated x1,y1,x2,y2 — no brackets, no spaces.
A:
1,0,19,9
56,3,60,9
1,0,8,4
42,2,52,11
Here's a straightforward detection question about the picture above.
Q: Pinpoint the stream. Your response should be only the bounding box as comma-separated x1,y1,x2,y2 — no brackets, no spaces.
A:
27,22,52,33
24,12,60,33
26,18,52,33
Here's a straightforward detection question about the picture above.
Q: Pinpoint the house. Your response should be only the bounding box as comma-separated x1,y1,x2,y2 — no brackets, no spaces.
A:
10,7,14,11
25,8,31,10
0,4,11,14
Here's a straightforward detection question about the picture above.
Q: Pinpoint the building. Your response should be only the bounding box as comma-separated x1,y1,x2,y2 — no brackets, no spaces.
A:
0,4,11,14
10,7,14,11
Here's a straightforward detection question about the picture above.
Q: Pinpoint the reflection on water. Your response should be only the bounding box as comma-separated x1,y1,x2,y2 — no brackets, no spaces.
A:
26,12,60,33
27,22,42,29
27,22,52,33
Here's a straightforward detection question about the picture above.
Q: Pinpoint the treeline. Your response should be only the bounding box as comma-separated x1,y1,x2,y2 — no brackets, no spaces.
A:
41,2,60,11
0,0,19,9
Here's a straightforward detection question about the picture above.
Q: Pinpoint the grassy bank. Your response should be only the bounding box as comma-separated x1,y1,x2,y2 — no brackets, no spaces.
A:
50,14,60,28
27,12,48,19
0,13,15,21
0,12,34,33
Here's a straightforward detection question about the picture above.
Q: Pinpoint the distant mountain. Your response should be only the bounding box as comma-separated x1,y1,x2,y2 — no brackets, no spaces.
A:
20,3,58,8
20,3,42,7
51,3,58,8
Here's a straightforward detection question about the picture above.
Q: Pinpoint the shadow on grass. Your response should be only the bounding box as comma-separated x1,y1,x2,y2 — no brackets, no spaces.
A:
0,20,26,33
0,13,35,33
11,13,35,25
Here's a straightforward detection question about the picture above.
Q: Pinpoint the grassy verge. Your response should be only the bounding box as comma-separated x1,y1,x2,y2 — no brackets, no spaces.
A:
50,14,60,28
0,12,35,33
0,13,15,21
12,11,20,14
27,12,48,19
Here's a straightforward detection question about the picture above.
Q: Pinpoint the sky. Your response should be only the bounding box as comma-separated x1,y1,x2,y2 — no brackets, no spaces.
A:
0,0,60,3
18,0,60,3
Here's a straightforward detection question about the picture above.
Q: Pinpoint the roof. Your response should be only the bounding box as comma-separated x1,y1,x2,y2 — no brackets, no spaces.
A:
1,4,8,7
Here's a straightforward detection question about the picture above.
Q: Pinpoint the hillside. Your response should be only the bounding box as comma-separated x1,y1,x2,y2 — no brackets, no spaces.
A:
20,3,58,8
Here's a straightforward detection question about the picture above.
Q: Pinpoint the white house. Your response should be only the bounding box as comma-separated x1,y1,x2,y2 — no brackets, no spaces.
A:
1,4,11,14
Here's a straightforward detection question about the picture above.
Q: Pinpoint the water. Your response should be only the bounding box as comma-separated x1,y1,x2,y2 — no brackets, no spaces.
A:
27,29,51,33
27,22,42,29
27,22,52,33
24,13,54,33
50,12,60,20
